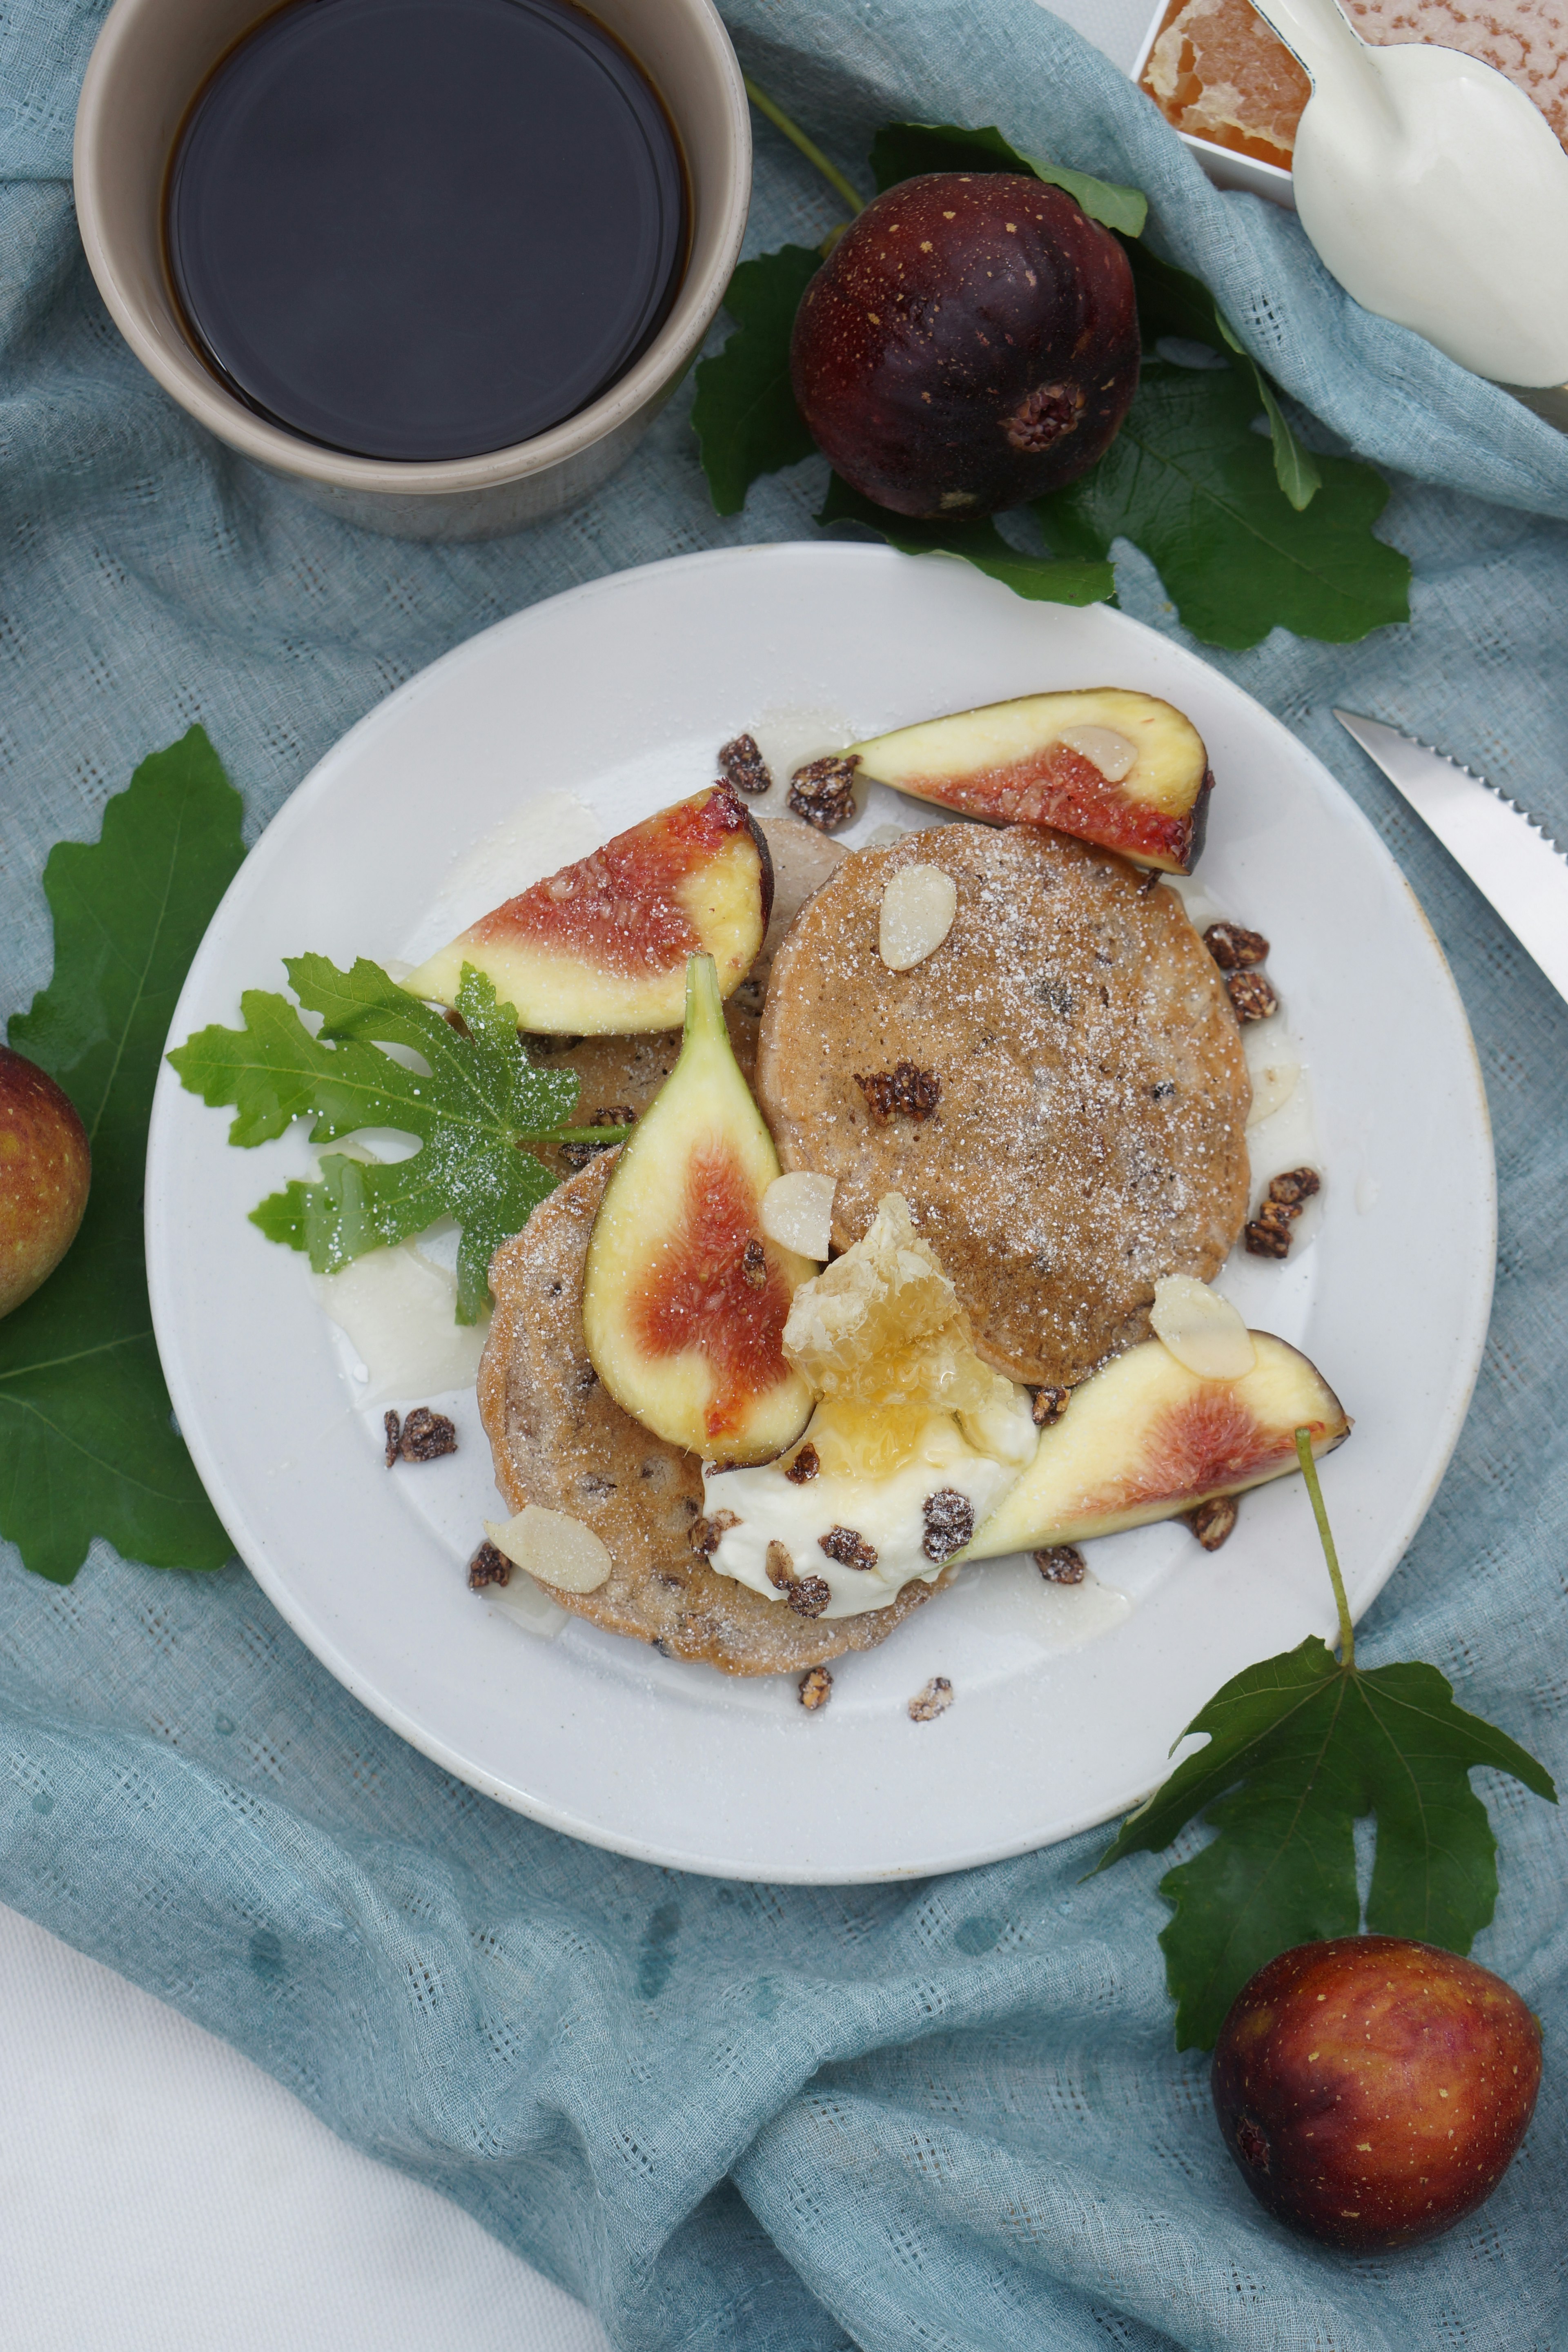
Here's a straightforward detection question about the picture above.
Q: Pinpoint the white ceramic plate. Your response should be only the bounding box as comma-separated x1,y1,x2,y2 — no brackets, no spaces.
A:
146,545,1494,1883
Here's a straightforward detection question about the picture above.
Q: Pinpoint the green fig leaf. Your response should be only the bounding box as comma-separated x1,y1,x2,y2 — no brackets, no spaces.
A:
168,958,613,1323
1,729,243,1584
1250,370,1323,512
1035,359,1409,648
869,120,1148,237
819,472,1115,606
1125,243,1322,510
690,243,823,515
1096,1635,1557,2050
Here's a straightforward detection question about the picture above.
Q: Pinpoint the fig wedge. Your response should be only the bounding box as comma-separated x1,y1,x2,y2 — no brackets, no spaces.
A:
583,954,814,1461
964,1333,1348,1557
404,784,772,1032
849,690,1212,872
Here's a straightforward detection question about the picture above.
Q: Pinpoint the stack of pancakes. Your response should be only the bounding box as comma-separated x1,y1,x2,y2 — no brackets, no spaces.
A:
479,819,1250,1673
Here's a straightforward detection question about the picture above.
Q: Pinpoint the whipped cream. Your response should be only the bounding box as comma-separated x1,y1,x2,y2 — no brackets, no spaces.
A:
705,1393,1036,1619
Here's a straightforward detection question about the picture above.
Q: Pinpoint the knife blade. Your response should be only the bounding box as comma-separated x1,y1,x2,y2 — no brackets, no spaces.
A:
1334,709,1568,1007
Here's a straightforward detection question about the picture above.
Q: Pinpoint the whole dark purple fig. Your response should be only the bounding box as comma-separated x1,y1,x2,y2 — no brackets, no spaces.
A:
790,172,1140,520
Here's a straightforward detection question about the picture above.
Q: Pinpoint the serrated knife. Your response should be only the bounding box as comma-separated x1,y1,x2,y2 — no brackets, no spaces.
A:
1334,709,1568,1007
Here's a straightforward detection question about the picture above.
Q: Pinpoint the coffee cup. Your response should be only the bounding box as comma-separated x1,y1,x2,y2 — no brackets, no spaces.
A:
74,0,750,541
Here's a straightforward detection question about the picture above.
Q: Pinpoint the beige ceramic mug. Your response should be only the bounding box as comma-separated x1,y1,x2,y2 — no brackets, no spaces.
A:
74,0,750,540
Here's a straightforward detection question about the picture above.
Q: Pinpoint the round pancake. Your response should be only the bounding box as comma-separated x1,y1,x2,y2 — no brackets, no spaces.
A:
755,824,1251,1388
478,1152,947,1674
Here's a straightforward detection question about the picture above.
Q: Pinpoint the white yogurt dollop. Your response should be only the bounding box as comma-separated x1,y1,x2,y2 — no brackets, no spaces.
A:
705,1401,1035,1619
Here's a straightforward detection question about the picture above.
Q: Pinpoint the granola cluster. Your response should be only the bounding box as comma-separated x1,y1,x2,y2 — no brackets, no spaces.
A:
1033,1544,1086,1585
1029,1385,1071,1428
1245,1166,1321,1260
1204,920,1278,1023
690,1508,739,1557
384,1406,458,1467
788,754,860,831
820,1524,878,1572
1185,1494,1239,1550
798,1665,833,1710
756,1536,833,1616
467,1539,511,1590
921,1488,974,1563
718,733,772,796
908,1675,953,1722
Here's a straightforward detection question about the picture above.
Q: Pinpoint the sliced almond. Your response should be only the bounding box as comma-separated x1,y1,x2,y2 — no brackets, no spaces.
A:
879,864,958,971
1057,723,1138,783
1243,1021,1301,1129
1149,1276,1256,1381
761,1170,836,1260
483,1506,612,1592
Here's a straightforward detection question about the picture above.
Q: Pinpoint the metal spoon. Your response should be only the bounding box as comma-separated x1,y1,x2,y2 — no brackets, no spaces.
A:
1248,0,1568,387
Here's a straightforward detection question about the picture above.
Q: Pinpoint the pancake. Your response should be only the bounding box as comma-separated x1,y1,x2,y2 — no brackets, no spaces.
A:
478,1150,947,1673
755,824,1251,1388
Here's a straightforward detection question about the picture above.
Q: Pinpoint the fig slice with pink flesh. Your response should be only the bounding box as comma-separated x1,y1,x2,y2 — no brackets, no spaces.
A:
582,953,814,1462
849,689,1213,873
963,1332,1349,1558
404,784,773,1033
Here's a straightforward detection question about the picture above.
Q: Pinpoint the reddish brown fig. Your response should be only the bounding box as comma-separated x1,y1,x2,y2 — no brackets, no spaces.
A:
790,173,1140,520
0,1045,91,1318
1212,1936,1542,2250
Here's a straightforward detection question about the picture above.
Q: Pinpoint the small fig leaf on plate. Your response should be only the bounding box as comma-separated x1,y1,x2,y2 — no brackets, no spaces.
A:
169,958,607,1324
1096,1635,1556,2051
690,243,823,515
819,472,1115,607
869,120,1148,237
2,728,242,1584
1036,359,1410,649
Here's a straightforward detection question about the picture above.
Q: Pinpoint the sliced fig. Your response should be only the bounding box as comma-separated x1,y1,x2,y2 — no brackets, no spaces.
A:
404,784,772,1032
582,954,814,1461
963,1333,1349,1557
849,689,1213,873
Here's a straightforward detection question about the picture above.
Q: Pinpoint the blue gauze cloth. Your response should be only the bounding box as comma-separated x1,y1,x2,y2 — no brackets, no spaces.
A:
2,1,1567,2344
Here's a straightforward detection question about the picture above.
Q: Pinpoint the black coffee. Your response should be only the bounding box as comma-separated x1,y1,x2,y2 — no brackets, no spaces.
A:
165,0,688,462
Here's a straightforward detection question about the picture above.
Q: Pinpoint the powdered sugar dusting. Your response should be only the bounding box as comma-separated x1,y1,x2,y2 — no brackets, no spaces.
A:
756,826,1253,1388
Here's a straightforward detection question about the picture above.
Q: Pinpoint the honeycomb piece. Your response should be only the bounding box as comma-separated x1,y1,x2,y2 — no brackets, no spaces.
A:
1141,0,1310,167
1141,0,1568,167
782,1194,1033,1461
783,1192,957,1392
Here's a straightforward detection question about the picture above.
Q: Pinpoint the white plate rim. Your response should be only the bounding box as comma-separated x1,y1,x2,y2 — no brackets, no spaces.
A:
146,543,1497,1882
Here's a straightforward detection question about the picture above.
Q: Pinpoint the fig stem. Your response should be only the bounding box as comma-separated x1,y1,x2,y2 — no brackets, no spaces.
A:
1295,1426,1354,1669
743,76,864,217
542,1125,632,1144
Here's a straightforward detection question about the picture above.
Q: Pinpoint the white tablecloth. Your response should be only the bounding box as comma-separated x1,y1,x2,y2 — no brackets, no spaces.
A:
0,1903,612,2352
